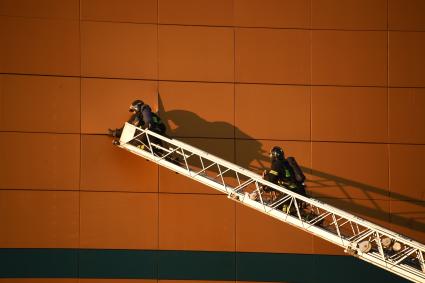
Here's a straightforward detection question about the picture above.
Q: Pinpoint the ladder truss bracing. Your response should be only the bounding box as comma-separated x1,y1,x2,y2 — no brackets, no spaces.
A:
118,123,425,283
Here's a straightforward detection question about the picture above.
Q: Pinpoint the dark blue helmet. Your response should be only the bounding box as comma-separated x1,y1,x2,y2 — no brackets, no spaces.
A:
129,100,144,112
270,146,284,160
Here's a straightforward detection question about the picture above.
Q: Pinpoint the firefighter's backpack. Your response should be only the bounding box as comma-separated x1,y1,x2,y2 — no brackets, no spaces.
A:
287,157,305,184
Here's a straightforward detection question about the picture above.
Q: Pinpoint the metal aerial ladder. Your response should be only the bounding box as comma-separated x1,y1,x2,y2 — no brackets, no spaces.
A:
117,122,425,283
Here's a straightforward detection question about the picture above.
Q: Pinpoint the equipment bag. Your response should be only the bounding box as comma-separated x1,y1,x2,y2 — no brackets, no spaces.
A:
151,113,166,134
287,157,306,183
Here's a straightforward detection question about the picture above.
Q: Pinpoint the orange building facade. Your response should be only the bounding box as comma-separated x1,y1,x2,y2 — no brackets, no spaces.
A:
0,0,424,282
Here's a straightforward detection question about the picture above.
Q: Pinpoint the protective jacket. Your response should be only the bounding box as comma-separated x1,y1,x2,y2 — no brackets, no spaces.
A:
128,104,166,134
266,158,296,186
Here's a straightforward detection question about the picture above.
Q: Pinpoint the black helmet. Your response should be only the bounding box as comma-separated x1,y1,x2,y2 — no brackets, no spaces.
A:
129,100,144,112
270,146,284,160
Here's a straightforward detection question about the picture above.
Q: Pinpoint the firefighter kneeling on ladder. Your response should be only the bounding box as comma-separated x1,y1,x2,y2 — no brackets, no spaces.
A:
108,99,166,156
250,146,317,221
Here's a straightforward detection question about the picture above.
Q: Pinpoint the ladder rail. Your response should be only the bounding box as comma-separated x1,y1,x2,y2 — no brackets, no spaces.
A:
118,123,425,283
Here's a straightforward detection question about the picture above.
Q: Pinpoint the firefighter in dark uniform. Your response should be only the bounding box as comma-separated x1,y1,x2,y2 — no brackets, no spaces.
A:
128,99,166,135
262,146,299,192
108,99,166,149
257,146,308,212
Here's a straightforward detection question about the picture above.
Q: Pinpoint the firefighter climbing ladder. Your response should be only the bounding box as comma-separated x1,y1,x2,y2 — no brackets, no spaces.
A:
118,122,425,283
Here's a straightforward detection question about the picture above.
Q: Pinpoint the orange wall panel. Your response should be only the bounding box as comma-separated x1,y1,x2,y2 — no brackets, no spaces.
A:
180,137,235,162
0,190,79,248
159,0,233,26
0,280,78,283
0,17,80,76
0,80,3,123
312,86,388,142
389,31,425,87
81,280,156,283
0,75,80,133
80,192,158,249
0,133,80,190
389,144,425,202
159,194,235,251
81,22,157,79
236,28,310,85
160,137,235,194
235,84,310,141
159,81,234,138
81,78,158,134
81,0,157,23
389,88,425,144
159,25,234,82
0,0,79,20
310,142,389,200
390,200,425,243
311,0,387,30
236,203,313,254
159,167,220,195
80,134,158,192
312,235,346,256
312,30,387,86
389,0,425,31
234,0,310,29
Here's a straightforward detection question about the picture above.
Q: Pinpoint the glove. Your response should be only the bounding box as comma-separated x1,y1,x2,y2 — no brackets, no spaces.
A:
108,128,115,137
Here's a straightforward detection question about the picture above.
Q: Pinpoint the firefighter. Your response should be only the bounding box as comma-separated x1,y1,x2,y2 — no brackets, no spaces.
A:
108,99,182,164
108,99,166,140
108,99,166,156
264,146,296,189
129,99,166,135
250,146,308,212
262,146,322,224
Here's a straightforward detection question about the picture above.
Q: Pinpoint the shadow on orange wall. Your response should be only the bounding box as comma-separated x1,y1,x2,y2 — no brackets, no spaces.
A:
156,96,424,241
304,168,425,241
162,109,266,162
